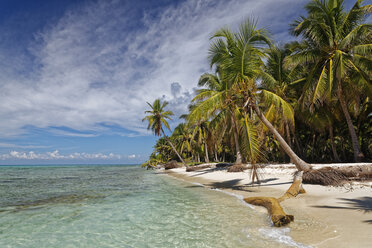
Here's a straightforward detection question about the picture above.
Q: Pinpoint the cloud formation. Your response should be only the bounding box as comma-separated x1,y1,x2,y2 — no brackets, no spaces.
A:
0,0,308,138
0,150,138,160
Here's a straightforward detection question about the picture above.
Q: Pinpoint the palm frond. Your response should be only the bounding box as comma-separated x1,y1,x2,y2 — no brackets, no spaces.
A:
261,90,294,124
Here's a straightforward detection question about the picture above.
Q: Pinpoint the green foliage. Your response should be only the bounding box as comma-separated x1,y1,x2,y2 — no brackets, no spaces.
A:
144,0,372,166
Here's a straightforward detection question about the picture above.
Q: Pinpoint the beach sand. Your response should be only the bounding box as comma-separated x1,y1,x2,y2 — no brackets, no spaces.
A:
164,163,372,248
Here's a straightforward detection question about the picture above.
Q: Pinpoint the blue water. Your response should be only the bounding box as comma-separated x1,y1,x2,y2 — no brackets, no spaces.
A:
0,165,307,247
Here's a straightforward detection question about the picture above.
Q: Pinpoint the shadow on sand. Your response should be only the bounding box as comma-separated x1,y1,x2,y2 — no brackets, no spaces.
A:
312,197,372,212
312,196,372,224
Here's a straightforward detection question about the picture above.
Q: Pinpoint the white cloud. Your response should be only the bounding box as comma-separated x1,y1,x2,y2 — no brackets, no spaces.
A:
0,0,308,138
0,150,123,160
0,142,51,149
48,129,98,137
128,154,136,159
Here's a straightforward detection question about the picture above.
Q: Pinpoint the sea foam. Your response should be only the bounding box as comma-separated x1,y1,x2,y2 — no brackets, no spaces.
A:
259,227,313,248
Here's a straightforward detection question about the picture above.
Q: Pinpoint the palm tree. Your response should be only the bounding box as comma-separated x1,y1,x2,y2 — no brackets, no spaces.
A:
288,0,371,162
189,71,243,164
260,46,303,160
143,99,186,165
191,120,211,163
172,123,193,159
207,19,312,171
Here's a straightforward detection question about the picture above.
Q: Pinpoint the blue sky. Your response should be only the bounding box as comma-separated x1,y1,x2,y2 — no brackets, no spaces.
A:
0,0,358,164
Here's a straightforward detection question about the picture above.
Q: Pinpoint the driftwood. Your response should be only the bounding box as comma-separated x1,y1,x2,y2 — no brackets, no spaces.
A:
244,171,304,227
186,164,212,172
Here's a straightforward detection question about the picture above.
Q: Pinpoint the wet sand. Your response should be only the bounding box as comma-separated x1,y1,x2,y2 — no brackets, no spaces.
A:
164,163,372,248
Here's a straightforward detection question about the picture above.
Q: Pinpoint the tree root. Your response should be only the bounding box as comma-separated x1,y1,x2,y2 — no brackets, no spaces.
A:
244,171,304,227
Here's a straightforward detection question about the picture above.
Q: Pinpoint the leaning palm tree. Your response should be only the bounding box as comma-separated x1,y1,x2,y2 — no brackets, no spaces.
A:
288,0,372,162
208,19,312,171
143,99,186,165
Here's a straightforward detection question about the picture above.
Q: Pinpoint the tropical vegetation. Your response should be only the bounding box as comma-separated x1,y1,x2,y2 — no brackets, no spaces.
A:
143,0,371,170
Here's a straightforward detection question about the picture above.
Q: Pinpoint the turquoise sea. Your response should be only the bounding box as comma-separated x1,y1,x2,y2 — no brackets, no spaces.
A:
0,165,309,247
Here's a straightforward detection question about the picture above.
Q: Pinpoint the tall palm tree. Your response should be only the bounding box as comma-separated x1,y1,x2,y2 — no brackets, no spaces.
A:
288,0,371,162
208,19,312,171
143,99,186,165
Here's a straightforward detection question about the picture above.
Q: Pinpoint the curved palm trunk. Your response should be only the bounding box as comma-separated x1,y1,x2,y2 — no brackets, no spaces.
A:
337,83,364,162
231,115,243,164
161,129,186,166
252,103,312,172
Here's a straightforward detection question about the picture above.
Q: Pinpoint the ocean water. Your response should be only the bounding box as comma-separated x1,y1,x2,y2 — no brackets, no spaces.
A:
0,165,309,248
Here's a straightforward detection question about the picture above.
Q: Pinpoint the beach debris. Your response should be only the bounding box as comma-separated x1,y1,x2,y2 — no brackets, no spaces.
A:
227,164,247,172
215,163,232,168
303,167,347,186
186,164,211,172
164,160,182,170
302,165,372,186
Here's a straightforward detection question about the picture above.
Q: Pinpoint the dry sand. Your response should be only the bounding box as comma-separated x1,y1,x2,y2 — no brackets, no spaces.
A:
164,163,372,248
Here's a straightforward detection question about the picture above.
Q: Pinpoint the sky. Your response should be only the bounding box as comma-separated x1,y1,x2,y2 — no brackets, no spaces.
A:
0,0,360,165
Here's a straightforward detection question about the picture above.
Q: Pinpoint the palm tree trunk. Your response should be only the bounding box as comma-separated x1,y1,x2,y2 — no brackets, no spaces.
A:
337,83,364,162
285,121,293,163
291,127,303,157
252,103,312,172
204,142,210,163
161,129,186,165
214,144,219,162
329,124,341,162
231,115,243,164
311,134,316,162
285,121,292,147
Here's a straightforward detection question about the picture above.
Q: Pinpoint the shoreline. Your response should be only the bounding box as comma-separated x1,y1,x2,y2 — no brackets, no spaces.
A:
163,163,372,248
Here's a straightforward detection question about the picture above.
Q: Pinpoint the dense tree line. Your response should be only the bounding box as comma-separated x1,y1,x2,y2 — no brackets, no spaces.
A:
143,0,371,169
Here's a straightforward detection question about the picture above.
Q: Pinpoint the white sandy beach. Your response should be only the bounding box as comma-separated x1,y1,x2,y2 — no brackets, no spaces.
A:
165,163,372,248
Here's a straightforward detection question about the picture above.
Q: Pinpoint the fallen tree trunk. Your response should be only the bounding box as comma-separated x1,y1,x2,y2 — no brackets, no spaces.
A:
244,171,304,227
243,165,372,227
244,196,294,227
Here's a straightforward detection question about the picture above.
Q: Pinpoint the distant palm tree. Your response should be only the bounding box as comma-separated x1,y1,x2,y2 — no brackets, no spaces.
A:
143,99,186,165
288,0,371,162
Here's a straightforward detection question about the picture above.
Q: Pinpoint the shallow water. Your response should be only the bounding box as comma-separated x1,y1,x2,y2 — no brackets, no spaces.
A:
0,165,310,247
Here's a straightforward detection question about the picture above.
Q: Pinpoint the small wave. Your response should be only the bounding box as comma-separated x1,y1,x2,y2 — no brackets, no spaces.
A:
190,182,204,187
210,188,255,209
259,227,312,248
